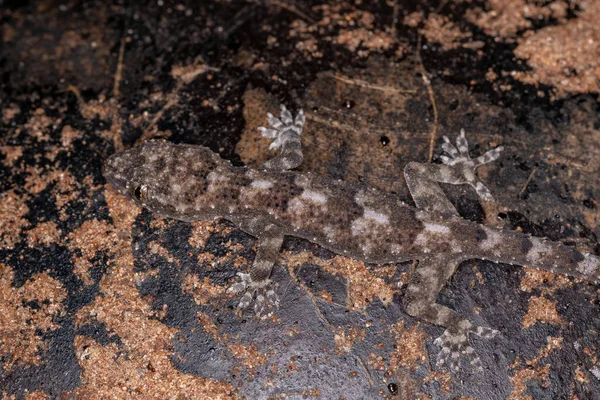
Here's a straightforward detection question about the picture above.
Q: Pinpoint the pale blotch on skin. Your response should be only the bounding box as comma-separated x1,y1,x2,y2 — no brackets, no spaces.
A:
390,243,402,255
423,222,450,234
287,197,305,217
413,230,429,247
363,208,390,224
250,180,273,190
451,240,463,254
323,225,336,243
294,174,311,188
480,227,503,256
171,183,182,195
527,238,553,263
350,217,370,237
354,191,368,206
577,254,599,277
361,242,372,256
300,190,327,204
206,171,228,192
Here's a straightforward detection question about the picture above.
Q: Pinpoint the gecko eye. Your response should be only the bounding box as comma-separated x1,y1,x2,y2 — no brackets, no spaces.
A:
131,184,146,201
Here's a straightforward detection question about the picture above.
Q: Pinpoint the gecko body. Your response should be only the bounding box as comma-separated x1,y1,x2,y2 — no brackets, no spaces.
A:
104,105,600,372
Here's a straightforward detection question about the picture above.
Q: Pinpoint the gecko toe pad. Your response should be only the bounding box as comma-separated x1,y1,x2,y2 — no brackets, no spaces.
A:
433,323,499,373
440,129,504,202
227,272,279,316
258,104,305,150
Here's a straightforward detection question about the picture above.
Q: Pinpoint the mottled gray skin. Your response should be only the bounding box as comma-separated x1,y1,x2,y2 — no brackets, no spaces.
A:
104,105,600,373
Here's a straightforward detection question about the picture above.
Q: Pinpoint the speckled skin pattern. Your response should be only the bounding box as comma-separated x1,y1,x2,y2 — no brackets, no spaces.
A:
104,105,600,373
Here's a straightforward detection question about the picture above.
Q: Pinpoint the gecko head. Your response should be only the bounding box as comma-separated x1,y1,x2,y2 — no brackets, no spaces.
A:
104,140,225,216
103,141,161,200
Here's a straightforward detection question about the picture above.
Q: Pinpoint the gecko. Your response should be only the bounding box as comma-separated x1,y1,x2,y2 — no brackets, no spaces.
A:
103,104,600,372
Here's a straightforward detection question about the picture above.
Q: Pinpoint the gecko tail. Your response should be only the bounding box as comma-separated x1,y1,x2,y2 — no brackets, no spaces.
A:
478,225,600,283
572,252,600,282
518,235,600,282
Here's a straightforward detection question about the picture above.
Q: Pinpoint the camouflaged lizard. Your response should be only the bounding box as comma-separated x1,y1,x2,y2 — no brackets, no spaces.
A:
104,104,600,372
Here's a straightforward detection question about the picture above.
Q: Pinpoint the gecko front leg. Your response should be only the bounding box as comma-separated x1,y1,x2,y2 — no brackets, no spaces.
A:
403,130,503,371
228,105,305,315
227,223,284,315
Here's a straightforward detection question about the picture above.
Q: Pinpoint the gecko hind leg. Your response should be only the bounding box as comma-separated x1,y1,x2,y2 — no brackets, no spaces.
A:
404,256,499,373
259,104,305,171
404,129,503,216
440,129,504,201
433,321,499,372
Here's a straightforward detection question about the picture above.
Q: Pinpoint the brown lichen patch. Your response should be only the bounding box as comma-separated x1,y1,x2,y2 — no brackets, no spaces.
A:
294,35,322,59
403,11,423,28
184,274,227,306
281,251,395,310
0,145,23,167
79,96,113,121
227,343,268,370
148,216,180,233
522,295,564,329
171,63,217,85
286,3,397,59
23,166,49,195
67,219,119,285
2,102,21,122
0,189,29,250
72,335,235,399
198,250,218,265
326,256,395,309
508,336,563,399
285,324,302,338
336,28,395,56
148,240,178,264
24,390,50,400
24,166,77,197
60,125,83,148
421,14,471,51
318,289,333,302
465,0,570,39
470,266,486,288
196,311,220,340
513,0,600,98
574,365,588,384
0,265,67,371
189,220,216,249
316,4,395,57
24,107,55,142
422,370,454,395
333,326,366,353
368,352,386,372
70,188,234,398
510,364,551,400
387,321,428,375
26,221,60,247
519,267,573,294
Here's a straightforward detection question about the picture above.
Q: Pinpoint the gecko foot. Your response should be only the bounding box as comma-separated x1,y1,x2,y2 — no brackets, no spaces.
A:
227,272,279,316
433,322,499,373
440,129,504,202
258,104,305,150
